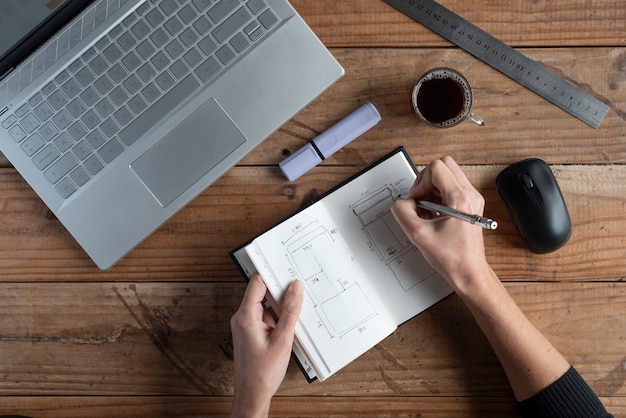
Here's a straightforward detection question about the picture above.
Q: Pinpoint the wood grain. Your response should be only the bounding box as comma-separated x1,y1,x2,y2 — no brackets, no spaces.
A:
0,282,624,399
242,47,626,167
0,163,624,281
290,0,626,48
0,1,624,416
3,48,625,168
2,396,626,417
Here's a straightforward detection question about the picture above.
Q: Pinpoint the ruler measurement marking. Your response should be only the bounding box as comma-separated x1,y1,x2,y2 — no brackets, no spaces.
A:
385,0,609,128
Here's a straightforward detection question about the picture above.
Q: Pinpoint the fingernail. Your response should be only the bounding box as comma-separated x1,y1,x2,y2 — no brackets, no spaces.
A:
291,280,304,295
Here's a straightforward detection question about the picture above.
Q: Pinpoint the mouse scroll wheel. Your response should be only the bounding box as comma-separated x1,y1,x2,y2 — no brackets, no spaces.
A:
522,174,534,189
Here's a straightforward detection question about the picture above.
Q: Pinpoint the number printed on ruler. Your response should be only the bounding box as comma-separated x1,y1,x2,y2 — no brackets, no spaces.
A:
384,0,610,128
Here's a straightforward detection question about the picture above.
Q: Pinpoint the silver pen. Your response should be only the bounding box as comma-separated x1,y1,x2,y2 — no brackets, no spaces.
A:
415,200,498,230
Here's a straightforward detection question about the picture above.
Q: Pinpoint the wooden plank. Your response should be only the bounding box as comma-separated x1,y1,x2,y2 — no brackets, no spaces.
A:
290,0,626,48
0,282,239,396
0,163,624,281
0,396,519,417
2,48,625,170
0,282,624,398
2,396,626,417
244,47,626,166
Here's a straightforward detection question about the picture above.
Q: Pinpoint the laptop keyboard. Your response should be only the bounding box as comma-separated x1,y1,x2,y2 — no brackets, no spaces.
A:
1,0,280,199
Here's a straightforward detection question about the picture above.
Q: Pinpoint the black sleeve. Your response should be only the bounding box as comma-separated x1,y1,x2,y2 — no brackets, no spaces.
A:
516,366,613,418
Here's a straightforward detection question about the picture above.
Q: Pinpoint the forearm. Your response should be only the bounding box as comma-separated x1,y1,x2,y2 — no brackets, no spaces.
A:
452,265,570,401
231,393,271,418
390,156,575,403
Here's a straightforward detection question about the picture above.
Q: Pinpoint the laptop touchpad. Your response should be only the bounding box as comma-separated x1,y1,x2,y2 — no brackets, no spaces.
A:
131,98,246,207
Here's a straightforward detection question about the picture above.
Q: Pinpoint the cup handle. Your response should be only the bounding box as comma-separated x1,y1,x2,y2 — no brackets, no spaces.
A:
467,112,485,126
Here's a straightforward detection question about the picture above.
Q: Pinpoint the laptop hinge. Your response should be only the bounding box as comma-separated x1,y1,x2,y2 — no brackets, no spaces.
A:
0,67,13,83
0,107,8,118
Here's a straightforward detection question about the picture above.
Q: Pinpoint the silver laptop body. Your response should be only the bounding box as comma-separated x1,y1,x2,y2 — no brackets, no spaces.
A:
0,0,344,269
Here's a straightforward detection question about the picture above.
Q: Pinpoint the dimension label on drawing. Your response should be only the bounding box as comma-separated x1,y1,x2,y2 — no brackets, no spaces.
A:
384,0,609,128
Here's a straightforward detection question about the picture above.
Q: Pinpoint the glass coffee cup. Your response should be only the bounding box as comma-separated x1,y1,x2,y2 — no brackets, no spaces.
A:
412,68,484,128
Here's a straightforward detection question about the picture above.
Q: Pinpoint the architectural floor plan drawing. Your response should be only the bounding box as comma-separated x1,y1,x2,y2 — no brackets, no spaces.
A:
351,186,438,291
279,181,438,340
283,220,377,339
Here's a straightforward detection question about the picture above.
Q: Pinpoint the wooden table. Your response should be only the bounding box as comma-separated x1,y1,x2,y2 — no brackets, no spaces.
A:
1,1,625,416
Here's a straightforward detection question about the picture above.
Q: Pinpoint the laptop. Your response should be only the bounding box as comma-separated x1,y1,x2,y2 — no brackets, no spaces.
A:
0,0,344,269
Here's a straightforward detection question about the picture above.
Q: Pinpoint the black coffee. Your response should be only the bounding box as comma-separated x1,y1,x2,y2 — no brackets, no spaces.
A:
416,77,465,124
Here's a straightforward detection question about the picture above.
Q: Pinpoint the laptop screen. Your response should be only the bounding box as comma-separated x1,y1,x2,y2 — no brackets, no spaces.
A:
0,0,91,79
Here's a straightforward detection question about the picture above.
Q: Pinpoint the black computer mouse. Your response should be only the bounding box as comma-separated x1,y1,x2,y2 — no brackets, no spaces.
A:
496,158,572,253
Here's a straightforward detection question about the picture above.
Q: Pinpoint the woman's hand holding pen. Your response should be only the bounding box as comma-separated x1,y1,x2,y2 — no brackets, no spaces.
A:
394,156,573,403
391,155,493,294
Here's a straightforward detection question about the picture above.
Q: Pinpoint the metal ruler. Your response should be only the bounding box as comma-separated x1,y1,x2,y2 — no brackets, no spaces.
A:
384,0,609,128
